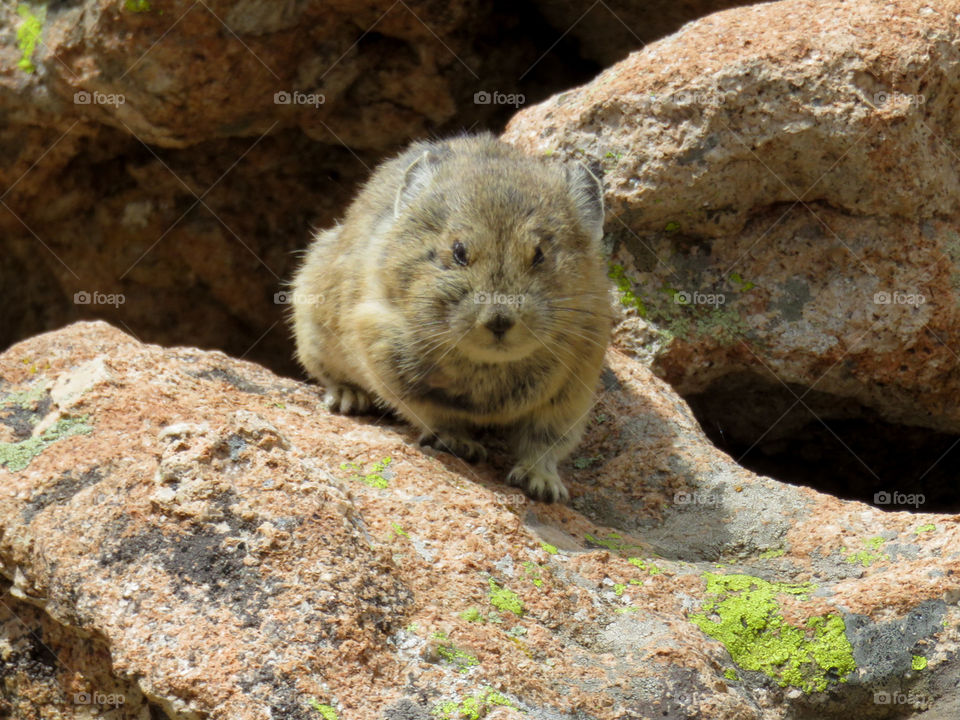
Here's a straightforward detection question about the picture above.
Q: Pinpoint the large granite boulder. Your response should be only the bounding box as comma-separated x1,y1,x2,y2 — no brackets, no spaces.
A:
1,321,958,719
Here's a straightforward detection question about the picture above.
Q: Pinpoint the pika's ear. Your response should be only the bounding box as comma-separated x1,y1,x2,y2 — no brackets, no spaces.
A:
394,150,444,219
565,161,605,243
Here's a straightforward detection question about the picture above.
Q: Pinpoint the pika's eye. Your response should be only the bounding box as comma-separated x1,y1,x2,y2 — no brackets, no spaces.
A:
452,240,469,266
532,245,545,267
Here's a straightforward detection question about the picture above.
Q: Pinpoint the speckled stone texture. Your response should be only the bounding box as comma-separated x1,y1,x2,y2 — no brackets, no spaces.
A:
1,321,958,719
504,0,960,438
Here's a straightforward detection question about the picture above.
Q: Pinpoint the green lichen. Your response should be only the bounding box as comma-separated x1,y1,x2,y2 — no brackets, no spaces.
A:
613,583,626,596
729,272,756,292
627,557,662,575
912,655,927,671
585,532,644,556
390,522,408,538
436,639,480,673
759,549,786,559
0,416,92,472
459,607,483,623
843,537,887,567
689,573,854,693
522,561,543,588
3,383,48,409
16,5,45,73
307,700,338,719
664,221,680,233
724,668,739,682
914,523,936,534
124,0,152,11
340,456,391,489
540,542,558,555
572,455,601,470
432,688,517,719
488,579,523,616
608,264,648,317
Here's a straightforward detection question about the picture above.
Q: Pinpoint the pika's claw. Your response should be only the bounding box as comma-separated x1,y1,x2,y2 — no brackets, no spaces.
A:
324,384,374,415
507,462,569,503
418,431,487,463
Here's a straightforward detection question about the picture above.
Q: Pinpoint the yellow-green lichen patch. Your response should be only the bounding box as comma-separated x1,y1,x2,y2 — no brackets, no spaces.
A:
585,531,644,556
627,557,662,575
124,0,152,11
759,548,786,559
340,456,392,489
914,523,936,535
3,382,48,410
724,668,739,682
608,264,648,317
843,536,887,567
432,632,479,673
459,607,483,623
540,542,558,555
689,573,854,693
521,561,544,588
0,416,92,472
431,688,518,719
16,4,45,73
390,522,408,538
912,655,927,671
488,579,523,616
307,700,338,719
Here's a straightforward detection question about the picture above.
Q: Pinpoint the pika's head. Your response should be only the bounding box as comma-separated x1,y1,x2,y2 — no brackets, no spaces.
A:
381,136,609,365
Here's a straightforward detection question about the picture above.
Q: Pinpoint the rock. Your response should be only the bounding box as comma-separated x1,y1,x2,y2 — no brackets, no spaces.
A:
503,0,960,500
2,321,959,718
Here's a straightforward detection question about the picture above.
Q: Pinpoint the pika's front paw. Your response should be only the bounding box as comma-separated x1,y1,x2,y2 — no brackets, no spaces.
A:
418,431,487,463
324,384,374,415
507,463,569,503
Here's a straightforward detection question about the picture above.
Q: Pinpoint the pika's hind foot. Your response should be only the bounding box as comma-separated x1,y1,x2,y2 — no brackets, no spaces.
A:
507,461,569,503
324,384,374,415
418,431,487,463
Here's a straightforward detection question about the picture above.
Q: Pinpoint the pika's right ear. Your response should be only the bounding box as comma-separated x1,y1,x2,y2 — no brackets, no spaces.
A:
566,161,605,243
394,150,444,219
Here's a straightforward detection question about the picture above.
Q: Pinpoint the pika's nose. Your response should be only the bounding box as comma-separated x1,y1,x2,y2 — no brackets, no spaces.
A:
485,313,515,339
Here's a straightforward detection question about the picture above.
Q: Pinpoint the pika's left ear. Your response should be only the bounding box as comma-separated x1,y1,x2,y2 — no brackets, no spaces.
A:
565,162,605,243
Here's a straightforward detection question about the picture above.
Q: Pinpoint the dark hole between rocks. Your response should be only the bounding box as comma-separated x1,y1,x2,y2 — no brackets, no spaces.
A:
686,372,960,513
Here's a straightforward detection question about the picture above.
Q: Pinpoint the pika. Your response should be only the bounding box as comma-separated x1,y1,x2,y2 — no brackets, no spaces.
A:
290,133,611,502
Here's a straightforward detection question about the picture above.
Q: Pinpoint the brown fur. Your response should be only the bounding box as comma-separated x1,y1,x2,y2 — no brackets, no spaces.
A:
290,133,611,501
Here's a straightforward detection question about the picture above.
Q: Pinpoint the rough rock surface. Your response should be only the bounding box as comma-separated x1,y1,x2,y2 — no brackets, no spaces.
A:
1,321,959,719
504,0,960,465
